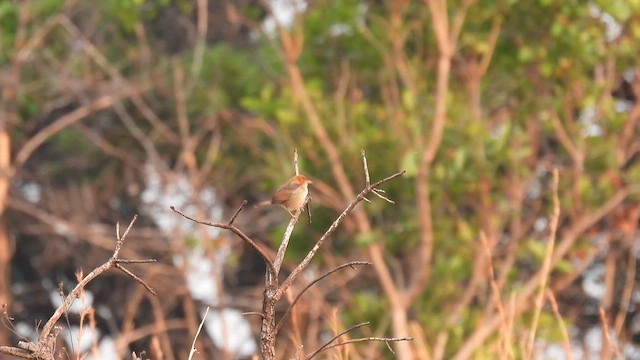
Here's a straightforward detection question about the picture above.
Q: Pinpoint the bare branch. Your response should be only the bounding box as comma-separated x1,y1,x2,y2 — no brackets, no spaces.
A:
187,307,209,360
274,203,306,273
362,149,371,186
294,149,299,176
170,206,277,277
242,312,265,318
0,346,34,359
228,200,248,225
306,322,370,360
307,335,413,359
115,264,157,296
276,261,371,332
372,189,394,204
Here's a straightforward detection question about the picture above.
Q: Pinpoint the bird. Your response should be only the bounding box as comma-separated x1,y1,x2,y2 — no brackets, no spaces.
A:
256,175,312,216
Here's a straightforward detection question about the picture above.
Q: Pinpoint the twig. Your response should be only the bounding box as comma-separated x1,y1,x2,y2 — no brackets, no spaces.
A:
308,336,413,359
170,206,277,277
241,312,265,318
188,307,209,360
115,264,157,296
294,149,299,176
228,200,248,225
306,322,370,360
362,149,370,185
276,261,371,332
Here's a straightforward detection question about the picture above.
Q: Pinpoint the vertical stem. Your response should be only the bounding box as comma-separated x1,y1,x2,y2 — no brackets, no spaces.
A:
260,283,278,360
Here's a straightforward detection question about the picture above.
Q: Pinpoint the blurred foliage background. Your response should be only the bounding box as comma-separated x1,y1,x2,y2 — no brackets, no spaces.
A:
1,0,640,359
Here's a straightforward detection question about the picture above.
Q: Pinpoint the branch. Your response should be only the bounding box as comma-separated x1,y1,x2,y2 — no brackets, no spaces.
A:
170,206,277,277
306,319,413,360
313,337,414,356
274,199,306,273
187,307,210,360
306,322,370,360
228,200,248,225
276,261,371,332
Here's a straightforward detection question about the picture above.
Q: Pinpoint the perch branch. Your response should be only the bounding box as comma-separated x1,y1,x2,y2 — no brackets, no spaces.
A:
274,199,307,273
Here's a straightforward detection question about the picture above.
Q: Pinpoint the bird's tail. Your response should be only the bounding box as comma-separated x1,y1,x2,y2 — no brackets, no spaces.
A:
254,200,272,208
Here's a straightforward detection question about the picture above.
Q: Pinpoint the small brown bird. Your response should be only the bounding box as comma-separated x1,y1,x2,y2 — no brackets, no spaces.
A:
257,175,312,215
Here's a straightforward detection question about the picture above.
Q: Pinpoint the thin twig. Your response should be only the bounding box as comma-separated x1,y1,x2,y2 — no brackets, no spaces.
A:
242,312,265,318
306,322,370,360
115,264,157,296
276,261,371,332
362,149,371,186
308,336,413,359
372,189,394,204
188,307,209,360
115,259,157,264
170,206,276,277
228,200,248,225
294,149,300,176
